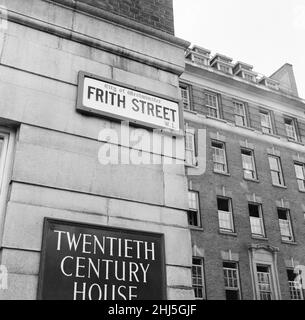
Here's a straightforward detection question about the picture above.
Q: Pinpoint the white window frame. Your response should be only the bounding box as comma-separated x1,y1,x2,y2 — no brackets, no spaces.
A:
241,149,257,180
212,141,228,174
185,126,197,167
233,101,247,127
192,258,206,300
256,265,274,300
277,208,294,242
294,163,305,191
0,129,15,242
260,111,273,134
248,203,265,238
180,85,190,110
188,191,201,228
223,261,241,300
268,155,285,187
205,92,219,118
217,197,234,233
284,118,297,141
287,269,304,300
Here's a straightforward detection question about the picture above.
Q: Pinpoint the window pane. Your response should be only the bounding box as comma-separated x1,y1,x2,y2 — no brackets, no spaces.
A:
217,198,229,211
268,156,279,171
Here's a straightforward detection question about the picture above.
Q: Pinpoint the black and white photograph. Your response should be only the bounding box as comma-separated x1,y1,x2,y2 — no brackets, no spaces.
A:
0,0,304,310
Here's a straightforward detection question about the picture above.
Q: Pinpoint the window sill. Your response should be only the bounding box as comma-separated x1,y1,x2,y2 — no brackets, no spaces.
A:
184,108,198,115
272,184,287,189
287,138,304,146
244,178,260,183
262,132,281,139
206,115,227,123
251,235,268,241
219,231,237,237
235,124,255,131
298,189,305,193
213,171,230,176
189,226,203,231
281,240,297,245
185,162,198,168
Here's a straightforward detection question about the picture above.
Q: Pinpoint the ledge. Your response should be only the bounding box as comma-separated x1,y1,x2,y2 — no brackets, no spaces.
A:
219,231,237,237
272,184,287,189
48,0,190,49
7,6,189,75
213,171,230,177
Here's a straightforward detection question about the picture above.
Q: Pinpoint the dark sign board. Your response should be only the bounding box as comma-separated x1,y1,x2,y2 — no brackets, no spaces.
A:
38,219,166,300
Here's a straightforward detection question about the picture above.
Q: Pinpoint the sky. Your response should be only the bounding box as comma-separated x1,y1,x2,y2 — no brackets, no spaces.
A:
173,0,305,99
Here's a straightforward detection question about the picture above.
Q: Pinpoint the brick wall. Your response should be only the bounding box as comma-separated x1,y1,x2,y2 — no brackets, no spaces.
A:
77,0,175,34
187,120,305,299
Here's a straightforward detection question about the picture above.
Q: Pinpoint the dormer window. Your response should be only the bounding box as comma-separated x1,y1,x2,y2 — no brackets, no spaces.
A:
186,46,211,67
233,62,257,82
259,77,280,91
210,54,234,75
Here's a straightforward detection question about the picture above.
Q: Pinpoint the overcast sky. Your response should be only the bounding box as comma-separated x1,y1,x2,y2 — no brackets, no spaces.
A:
173,0,305,99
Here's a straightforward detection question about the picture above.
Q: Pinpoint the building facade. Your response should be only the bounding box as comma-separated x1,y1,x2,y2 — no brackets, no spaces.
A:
0,0,195,300
182,46,305,300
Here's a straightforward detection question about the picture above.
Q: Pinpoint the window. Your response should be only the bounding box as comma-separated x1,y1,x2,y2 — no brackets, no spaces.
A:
249,203,265,237
219,64,232,74
233,102,247,126
256,265,273,300
241,149,257,180
188,191,201,227
205,93,219,118
277,208,294,242
212,141,228,173
287,269,303,300
180,85,190,110
192,258,206,299
217,197,234,233
185,127,196,166
244,73,255,82
284,118,297,141
268,156,285,186
260,111,273,134
294,163,305,191
193,55,209,66
223,262,241,300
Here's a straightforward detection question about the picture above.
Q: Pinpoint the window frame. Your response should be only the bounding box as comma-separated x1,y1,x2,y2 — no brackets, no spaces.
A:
187,190,201,228
294,162,305,192
212,140,228,174
217,196,235,233
180,84,191,110
277,207,295,242
192,257,206,300
287,269,304,300
233,101,247,127
185,126,197,167
205,92,220,118
268,155,285,187
284,117,298,141
241,148,257,180
223,261,241,300
260,110,273,135
256,264,274,300
248,202,266,238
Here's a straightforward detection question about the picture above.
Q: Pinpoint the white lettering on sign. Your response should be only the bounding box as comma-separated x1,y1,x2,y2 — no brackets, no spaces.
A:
81,77,180,131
